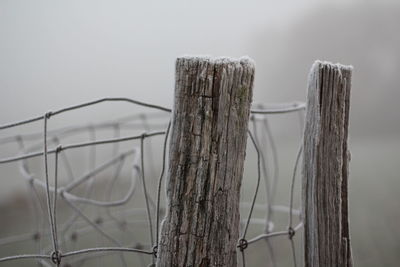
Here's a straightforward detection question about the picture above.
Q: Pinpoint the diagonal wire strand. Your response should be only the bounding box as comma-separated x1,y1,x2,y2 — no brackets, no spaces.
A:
0,98,306,266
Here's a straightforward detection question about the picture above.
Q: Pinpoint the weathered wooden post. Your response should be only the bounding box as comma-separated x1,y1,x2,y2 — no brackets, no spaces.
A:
302,61,353,267
156,56,254,267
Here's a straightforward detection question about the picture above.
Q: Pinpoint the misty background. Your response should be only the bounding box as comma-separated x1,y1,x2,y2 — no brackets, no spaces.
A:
0,0,399,266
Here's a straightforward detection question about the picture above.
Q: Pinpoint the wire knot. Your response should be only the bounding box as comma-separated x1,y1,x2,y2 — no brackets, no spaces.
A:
152,245,158,258
50,250,62,265
55,145,63,153
45,111,53,119
288,227,295,239
238,238,248,251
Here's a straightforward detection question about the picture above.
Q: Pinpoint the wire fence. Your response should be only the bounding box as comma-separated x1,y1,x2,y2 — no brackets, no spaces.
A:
0,97,305,267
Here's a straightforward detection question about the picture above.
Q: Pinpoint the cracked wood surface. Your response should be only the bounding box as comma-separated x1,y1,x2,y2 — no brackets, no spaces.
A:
303,61,353,267
156,56,254,267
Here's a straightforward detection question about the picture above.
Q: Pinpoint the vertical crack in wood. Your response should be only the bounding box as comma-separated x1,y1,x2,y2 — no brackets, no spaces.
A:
157,56,254,267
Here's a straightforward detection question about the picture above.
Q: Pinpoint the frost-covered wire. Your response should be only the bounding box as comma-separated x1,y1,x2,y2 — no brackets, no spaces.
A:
0,97,305,267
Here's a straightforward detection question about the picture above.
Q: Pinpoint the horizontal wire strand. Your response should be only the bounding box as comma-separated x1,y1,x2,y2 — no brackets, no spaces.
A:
0,98,305,266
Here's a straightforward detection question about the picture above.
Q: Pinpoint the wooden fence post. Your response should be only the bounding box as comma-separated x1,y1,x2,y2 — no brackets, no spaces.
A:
302,61,353,267
156,56,255,267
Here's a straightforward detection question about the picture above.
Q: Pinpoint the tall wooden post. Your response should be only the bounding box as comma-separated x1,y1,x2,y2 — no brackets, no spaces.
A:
302,61,353,267
156,56,254,267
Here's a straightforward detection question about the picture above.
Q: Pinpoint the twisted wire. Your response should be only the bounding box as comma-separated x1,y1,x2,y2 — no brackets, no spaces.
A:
0,98,305,266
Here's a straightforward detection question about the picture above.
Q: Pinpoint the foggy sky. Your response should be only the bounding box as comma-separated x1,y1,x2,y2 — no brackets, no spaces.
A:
1,0,399,140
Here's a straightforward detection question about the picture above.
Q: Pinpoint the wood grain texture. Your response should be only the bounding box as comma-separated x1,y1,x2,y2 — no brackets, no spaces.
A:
302,61,353,267
156,56,254,267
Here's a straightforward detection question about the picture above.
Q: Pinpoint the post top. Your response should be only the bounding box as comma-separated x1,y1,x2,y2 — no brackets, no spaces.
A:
177,55,255,69
312,60,353,72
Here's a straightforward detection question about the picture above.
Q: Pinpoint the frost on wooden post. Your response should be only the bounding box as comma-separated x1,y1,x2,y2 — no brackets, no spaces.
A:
156,56,255,267
303,60,353,267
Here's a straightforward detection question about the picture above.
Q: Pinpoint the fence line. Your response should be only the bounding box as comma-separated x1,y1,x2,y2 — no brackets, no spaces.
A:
0,96,306,267
0,55,314,267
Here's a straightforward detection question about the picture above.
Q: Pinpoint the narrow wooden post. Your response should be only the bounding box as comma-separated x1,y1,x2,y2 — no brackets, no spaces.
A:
156,56,254,267
302,61,353,267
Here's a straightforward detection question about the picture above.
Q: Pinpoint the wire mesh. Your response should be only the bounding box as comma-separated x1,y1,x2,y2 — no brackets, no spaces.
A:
0,98,305,267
